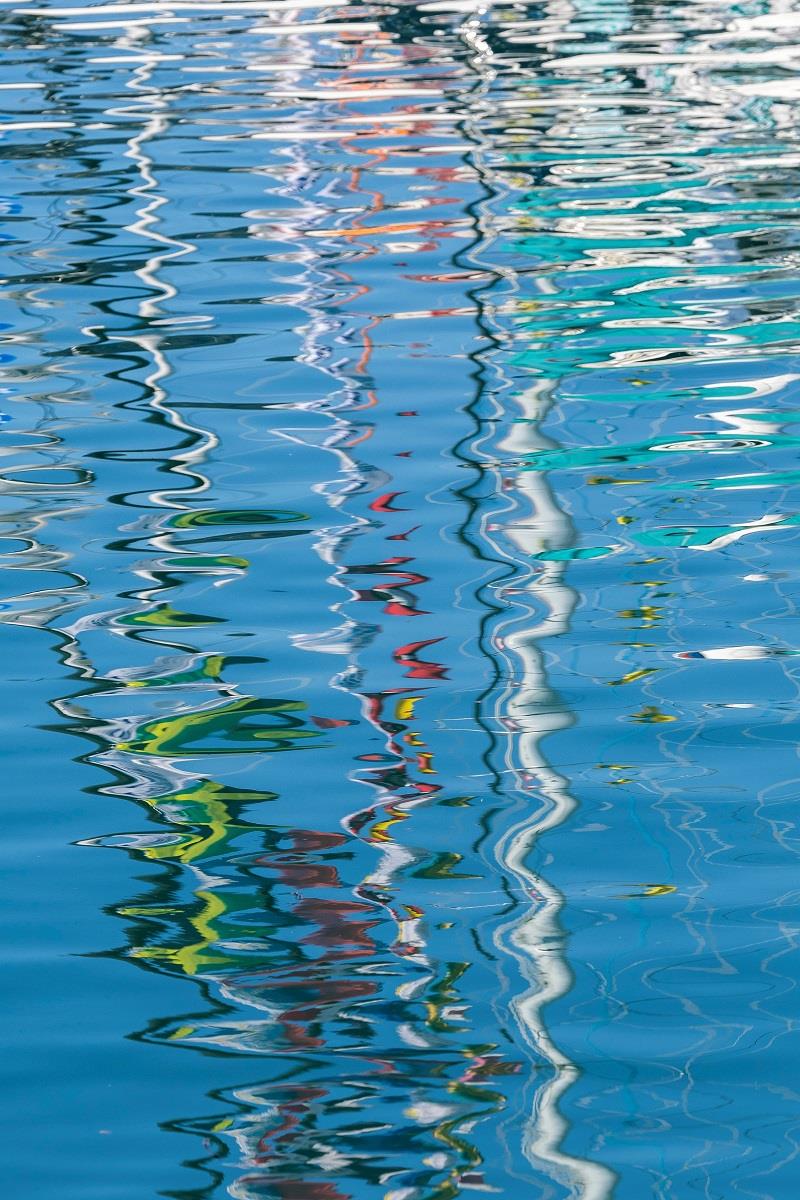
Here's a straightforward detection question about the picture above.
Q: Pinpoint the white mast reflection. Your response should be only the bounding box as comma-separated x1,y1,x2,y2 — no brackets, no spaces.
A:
492,383,615,1200
459,1,616,1192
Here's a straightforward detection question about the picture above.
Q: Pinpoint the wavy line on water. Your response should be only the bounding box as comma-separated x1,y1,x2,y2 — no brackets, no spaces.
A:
454,24,617,1191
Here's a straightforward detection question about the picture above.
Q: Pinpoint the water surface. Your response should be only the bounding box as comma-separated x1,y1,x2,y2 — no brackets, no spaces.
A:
2,1,800,1198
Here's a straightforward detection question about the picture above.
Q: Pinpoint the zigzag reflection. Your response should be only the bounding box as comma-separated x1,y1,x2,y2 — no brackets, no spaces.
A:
44,7,617,1198
485,380,615,1200
56,29,535,1199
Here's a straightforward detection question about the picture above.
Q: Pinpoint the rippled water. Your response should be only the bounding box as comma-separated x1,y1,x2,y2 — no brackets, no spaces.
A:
4,2,800,1197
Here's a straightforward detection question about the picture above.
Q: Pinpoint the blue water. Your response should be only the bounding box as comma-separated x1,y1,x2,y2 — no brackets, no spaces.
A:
3,2,800,1197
